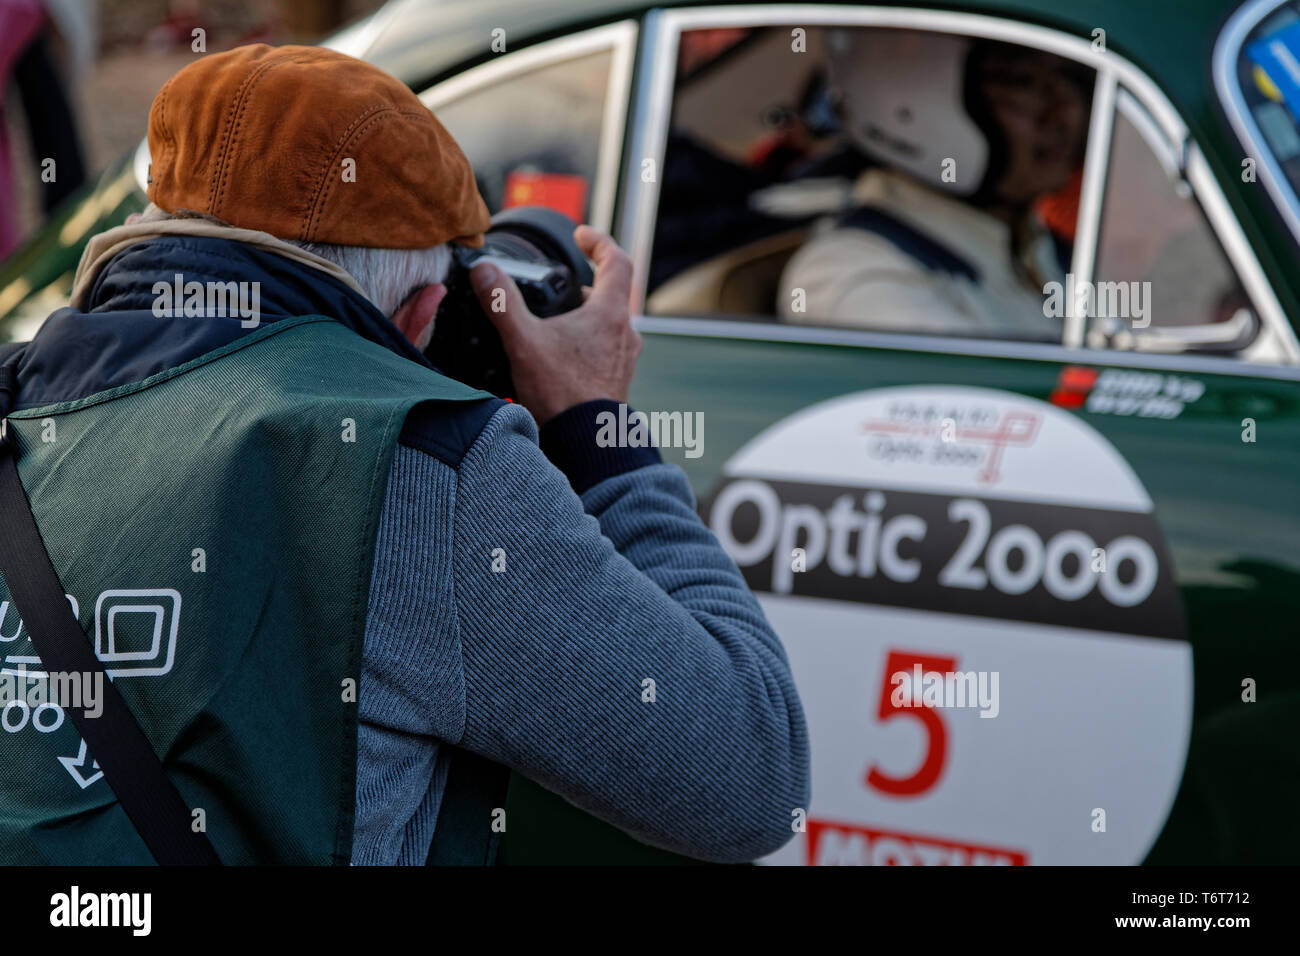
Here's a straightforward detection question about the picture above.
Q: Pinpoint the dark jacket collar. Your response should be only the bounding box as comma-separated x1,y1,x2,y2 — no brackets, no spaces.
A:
8,234,431,411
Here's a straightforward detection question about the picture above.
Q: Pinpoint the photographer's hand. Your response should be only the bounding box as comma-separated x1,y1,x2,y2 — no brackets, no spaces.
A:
470,226,641,426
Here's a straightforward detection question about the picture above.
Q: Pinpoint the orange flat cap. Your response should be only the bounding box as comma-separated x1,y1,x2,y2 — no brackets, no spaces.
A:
147,44,490,248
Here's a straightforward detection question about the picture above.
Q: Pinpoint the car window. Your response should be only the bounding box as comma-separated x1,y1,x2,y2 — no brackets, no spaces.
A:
423,48,614,225
645,25,1097,345
1090,92,1257,354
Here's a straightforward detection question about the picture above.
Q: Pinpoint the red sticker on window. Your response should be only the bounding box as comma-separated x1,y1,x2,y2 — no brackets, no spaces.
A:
503,171,587,222
1049,365,1099,409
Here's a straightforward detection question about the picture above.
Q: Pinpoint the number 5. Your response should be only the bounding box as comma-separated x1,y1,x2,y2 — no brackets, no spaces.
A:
866,650,957,797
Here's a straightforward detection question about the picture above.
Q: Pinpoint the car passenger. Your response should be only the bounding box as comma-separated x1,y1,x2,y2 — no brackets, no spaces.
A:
779,32,1092,338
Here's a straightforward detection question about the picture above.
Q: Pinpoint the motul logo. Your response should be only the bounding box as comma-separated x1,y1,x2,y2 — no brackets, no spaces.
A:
807,819,1027,866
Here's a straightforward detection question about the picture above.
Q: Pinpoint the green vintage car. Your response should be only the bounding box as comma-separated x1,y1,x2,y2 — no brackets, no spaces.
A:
3,0,1298,865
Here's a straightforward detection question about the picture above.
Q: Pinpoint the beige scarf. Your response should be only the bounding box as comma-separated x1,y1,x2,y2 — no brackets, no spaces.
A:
70,206,368,311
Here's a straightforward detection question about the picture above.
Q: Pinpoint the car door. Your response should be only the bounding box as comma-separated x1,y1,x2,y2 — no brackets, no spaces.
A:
610,5,1300,866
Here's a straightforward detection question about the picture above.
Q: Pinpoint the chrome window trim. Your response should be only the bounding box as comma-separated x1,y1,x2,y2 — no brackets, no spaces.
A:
321,0,417,60
620,7,672,276
1185,139,1300,362
621,4,1299,375
1094,22,1299,365
633,313,1300,381
1115,89,1183,182
419,20,638,233
1100,88,1300,364
1066,70,1116,348
1214,0,1300,250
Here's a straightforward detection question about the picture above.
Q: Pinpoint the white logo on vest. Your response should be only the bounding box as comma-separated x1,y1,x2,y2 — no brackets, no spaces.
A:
1,588,181,788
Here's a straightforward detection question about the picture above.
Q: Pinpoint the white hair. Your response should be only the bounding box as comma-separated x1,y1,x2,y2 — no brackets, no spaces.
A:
131,203,451,318
286,241,452,318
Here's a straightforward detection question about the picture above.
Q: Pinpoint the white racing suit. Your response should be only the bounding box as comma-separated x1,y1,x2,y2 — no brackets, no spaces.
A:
778,167,1067,339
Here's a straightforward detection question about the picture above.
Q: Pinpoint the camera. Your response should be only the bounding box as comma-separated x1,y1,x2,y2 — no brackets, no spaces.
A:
426,205,594,398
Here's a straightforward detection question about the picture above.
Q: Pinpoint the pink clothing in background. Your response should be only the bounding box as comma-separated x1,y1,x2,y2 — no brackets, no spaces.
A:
0,0,49,259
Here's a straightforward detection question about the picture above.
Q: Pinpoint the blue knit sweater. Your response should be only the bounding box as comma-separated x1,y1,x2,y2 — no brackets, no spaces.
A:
355,397,810,864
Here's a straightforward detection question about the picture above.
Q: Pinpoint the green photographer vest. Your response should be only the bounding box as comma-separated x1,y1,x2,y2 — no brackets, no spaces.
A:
0,315,491,864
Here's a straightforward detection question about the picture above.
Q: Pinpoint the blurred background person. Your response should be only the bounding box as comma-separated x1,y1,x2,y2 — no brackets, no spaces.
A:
0,0,384,264
0,0,90,259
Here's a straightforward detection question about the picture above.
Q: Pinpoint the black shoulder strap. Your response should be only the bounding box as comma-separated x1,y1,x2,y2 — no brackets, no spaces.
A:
0,371,219,865
426,746,511,866
837,205,981,282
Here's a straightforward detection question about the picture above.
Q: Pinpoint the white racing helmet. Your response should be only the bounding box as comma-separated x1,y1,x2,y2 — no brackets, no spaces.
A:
828,28,991,197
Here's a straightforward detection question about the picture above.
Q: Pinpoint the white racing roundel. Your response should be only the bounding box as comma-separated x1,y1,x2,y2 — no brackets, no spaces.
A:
705,386,1192,865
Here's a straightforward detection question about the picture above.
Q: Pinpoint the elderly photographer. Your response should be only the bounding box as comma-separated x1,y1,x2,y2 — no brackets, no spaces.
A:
0,44,808,865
